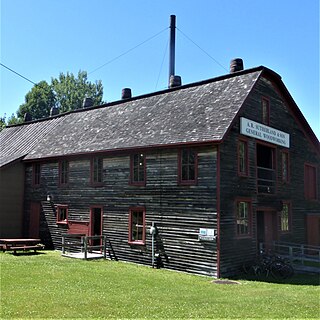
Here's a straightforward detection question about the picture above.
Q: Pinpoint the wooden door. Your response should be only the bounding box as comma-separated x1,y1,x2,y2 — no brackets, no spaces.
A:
306,215,320,247
29,202,41,238
257,210,277,251
264,211,276,248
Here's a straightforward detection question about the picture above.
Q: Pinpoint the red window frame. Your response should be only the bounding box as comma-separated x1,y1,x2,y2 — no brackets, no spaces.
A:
304,163,318,200
59,159,69,186
56,205,68,224
280,150,290,183
238,138,249,177
130,153,146,186
278,201,291,233
32,163,41,187
128,207,146,245
261,97,270,125
91,156,103,187
235,198,252,238
178,148,198,185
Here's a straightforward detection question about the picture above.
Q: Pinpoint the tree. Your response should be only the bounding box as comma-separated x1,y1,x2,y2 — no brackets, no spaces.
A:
17,80,55,120
7,114,22,126
52,71,103,113
0,115,6,131
13,71,104,122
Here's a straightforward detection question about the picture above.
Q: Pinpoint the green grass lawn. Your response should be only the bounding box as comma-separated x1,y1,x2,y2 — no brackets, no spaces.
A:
1,251,319,319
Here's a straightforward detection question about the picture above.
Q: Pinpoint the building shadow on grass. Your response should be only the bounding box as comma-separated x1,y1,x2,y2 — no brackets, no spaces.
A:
10,251,46,257
231,272,320,286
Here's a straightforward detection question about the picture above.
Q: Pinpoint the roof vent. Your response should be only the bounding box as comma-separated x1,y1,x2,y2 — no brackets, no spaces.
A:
122,88,132,100
82,97,93,108
50,106,59,117
24,112,32,122
169,75,182,88
230,58,244,73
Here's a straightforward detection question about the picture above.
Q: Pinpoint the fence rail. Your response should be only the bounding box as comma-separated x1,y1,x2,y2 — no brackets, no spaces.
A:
257,167,275,194
259,241,320,266
61,234,107,259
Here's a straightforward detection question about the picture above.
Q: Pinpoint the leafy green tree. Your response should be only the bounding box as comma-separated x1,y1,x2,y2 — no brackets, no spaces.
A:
14,71,103,122
7,113,22,126
51,71,103,113
0,115,6,131
17,80,56,121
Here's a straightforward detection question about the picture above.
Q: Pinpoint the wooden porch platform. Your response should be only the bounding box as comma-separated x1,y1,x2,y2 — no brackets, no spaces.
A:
62,252,105,260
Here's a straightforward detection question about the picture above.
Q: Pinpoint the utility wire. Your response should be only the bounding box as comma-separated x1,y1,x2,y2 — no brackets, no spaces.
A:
155,38,169,91
0,63,37,85
176,27,228,72
88,27,169,75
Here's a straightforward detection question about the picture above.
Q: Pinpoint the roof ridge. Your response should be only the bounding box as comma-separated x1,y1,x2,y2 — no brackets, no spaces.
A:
5,66,266,128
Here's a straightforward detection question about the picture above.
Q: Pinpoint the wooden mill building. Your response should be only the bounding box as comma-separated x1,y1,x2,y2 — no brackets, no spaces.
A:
1,61,319,277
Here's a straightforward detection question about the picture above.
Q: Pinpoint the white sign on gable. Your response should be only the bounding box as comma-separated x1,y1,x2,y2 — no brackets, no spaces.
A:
240,117,290,148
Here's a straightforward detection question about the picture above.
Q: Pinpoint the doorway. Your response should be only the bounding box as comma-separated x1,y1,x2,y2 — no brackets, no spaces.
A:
90,206,103,249
256,144,276,194
257,210,278,251
306,215,320,247
29,202,41,238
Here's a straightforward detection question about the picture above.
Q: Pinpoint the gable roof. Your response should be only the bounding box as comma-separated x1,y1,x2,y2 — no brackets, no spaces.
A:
0,117,64,167
1,66,318,167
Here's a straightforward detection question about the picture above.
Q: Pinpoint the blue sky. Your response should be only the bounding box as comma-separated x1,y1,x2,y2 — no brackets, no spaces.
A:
1,0,319,138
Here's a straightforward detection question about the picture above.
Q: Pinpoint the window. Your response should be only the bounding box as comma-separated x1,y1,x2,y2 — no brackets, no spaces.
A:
128,208,146,244
278,203,290,233
91,157,103,186
59,160,69,186
32,163,41,186
56,205,68,224
130,153,146,186
304,164,317,200
238,139,248,176
179,148,197,185
280,151,289,183
262,97,270,125
236,200,251,237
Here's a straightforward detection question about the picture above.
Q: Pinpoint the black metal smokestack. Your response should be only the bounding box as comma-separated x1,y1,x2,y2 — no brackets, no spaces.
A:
169,15,176,87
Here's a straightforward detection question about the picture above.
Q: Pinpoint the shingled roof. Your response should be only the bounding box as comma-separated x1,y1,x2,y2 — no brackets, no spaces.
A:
0,66,274,166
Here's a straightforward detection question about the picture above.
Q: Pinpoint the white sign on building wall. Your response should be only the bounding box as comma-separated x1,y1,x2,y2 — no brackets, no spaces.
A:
240,117,290,148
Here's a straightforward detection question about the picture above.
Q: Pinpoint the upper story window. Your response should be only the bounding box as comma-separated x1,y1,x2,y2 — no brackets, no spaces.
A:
32,163,41,187
236,199,252,237
179,148,197,185
278,202,290,233
280,151,289,183
238,139,249,177
262,97,270,125
56,205,68,224
304,164,317,200
59,160,69,186
128,207,146,245
130,153,146,186
91,157,103,186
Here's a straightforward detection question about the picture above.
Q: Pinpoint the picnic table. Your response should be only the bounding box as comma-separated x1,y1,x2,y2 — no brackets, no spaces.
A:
0,238,44,254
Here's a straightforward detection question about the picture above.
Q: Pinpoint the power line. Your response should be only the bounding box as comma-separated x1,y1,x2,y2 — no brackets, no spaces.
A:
0,63,36,85
176,27,228,72
88,27,169,75
155,38,169,91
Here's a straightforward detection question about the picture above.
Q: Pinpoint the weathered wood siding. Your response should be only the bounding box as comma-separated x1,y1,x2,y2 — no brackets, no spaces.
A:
0,162,24,237
24,146,218,276
219,75,320,276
